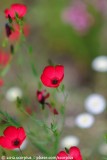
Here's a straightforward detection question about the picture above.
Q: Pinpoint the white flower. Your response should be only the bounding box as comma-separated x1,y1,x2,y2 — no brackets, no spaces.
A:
6,87,23,101
75,113,95,128
14,139,28,151
99,143,107,155
85,94,106,115
60,135,79,149
92,56,107,72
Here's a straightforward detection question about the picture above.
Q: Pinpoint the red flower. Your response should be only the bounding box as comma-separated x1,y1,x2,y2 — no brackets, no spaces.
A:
5,3,27,19
41,65,64,88
36,90,58,115
0,51,11,67
56,146,82,160
0,126,26,150
0,79,4,87
8,24,29,42
37,90,50,105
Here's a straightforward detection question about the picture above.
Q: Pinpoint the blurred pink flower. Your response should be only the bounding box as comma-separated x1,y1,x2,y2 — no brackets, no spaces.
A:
61,1,94,33
95,0,107,16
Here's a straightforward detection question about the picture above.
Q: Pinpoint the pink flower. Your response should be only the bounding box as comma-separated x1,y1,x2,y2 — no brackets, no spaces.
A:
62,1,93,33
5,3,27,19
95,0,107,16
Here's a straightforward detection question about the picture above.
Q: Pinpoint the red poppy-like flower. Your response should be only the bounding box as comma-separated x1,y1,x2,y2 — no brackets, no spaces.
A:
41,65,64,88
5,3,27,19
56,146,82,160
26,107,32,115
0,51,11,67
0,126,26,150
37,90,50,105
8,24,29,42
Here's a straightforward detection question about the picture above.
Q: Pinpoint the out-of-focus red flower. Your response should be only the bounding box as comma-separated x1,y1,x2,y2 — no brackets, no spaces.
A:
0,51,11,67
0,126,26,150
56,146,82,160
36,90,58,115
26,107,32,115
8,24,29,41
4,3,27,19
0,79,4,87
41,65,64,88
37,90,50,105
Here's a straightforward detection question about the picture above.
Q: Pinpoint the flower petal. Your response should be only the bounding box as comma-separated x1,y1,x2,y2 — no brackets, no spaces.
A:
69,146,82,160
42,66,55,79
17,127,26,141
3,126,18,139
55,65,64,80
56,151,69,160
0,136,15,150
41,74,60,87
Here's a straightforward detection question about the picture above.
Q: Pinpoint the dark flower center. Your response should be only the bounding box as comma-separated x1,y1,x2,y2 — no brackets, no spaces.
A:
13,139,20,146
52,78,59,85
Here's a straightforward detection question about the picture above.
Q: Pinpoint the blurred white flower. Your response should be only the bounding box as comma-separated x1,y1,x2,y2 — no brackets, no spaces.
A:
85,94,106,115
60,135,79,149
6,87,23,101
92,56,107,72
14,139,28,151
75,113,95,128
99,143,107,155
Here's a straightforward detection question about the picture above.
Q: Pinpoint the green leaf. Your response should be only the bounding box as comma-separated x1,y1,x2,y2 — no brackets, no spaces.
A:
28,46,33,55
0,65,10,77
2,38,8,47
16,97,22,108
65,147,69,153
31,63,38,77
60,105,65,115
0,111,20,127
61,84,65,92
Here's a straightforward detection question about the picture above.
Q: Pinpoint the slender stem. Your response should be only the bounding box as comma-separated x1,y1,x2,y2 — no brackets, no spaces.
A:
19,147,24,156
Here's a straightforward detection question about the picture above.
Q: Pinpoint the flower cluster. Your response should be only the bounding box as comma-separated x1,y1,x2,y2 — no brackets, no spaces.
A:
0,3,84,160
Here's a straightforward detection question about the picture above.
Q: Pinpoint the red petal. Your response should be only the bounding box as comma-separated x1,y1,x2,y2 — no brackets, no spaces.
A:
55,65,64,80
0,136,15,150
56,151,69,160
41,74,60,88
17,127,26,141
0,52,10,66
11,4,27,18
3,126,18,140
69,146,82,160
42,66,55,79
4,9,10,18
0,79,4,87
